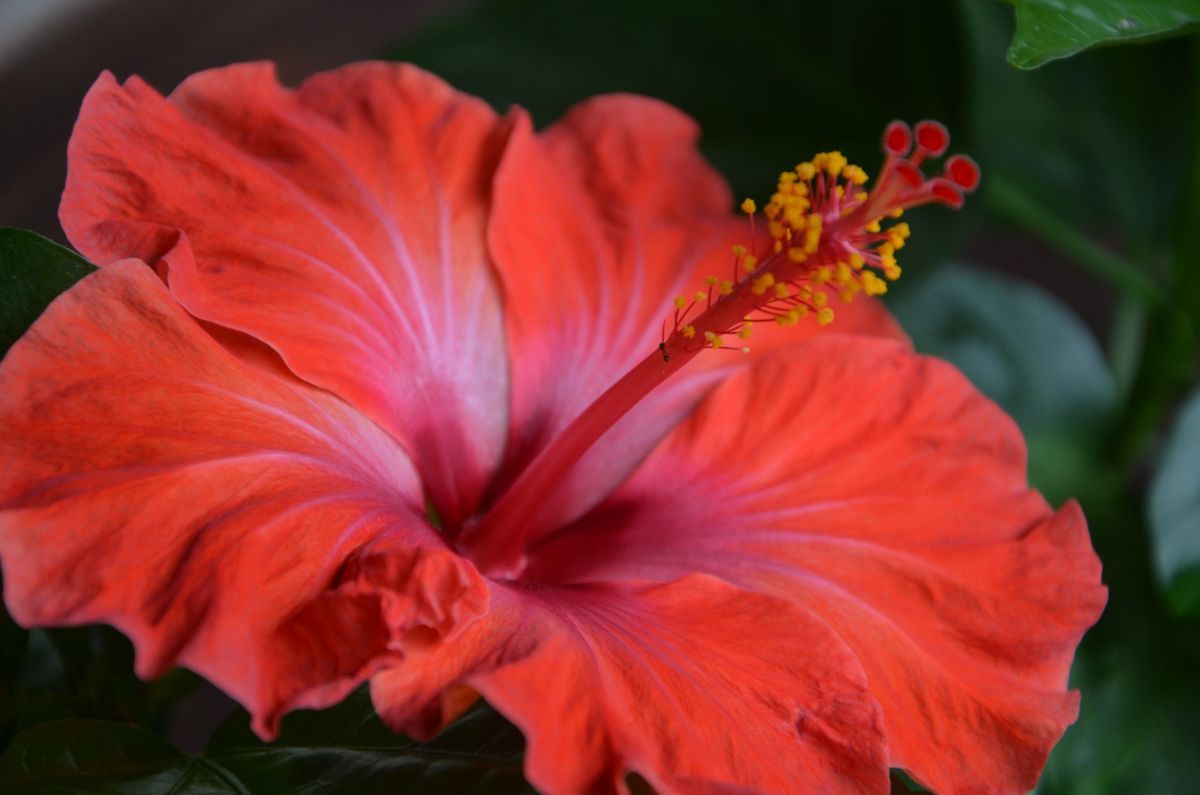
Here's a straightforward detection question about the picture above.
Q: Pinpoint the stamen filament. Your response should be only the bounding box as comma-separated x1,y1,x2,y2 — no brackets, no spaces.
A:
461,119,978,579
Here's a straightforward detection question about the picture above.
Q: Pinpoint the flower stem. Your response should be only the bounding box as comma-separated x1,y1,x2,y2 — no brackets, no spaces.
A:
986,175,1165,307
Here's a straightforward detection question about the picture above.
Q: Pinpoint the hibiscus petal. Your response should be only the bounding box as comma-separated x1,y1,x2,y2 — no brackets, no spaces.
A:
487,95,904,534
525,336,1107,794
372,575,890,794
59,62,512,525
0,262,487,738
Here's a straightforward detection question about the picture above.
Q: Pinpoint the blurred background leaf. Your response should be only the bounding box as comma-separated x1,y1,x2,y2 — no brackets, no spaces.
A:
1148,387,1200,615
0,690,533,794
1007,0,1200,69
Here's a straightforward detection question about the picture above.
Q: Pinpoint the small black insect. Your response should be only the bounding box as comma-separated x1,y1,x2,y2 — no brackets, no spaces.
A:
658,342,670,362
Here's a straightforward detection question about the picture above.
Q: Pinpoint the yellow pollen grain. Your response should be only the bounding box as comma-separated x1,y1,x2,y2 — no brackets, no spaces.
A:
813,291,828,307
843,165,869,185
817,307,835,325
742,254,759,273
682,324,696,338
694,291,707,302
674,296,687,310
751,273,776,295
720,279,734,295
741,198,757,214
774,282,791,299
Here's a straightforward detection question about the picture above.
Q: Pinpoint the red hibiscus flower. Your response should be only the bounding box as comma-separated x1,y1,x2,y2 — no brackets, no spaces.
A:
0,62,1105,794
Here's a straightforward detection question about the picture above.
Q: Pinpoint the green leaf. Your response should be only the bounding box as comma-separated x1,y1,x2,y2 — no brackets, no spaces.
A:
964,0,1197,248
204,690,532,795
1007,0,1200,69
0,228,95,357
0,691,533,794
1148,386,1200,614
0,720,230,794
894,264,1117,503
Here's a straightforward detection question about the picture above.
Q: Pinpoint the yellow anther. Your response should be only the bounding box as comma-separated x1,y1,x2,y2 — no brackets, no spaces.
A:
893,222,911,239
813,291,828,307
704,330,722,349
720,279,734,295
742,254,759,273
741,198,757,214
813,266,832,284
878,243,894,257
887,229,907,250
751,272,776,296
884,264,902,281
705,275,719,286
674,296,687,310
682,324,696,338
834,185,845,199
840,288,857,303
890,208,905,218
796,162,816,180
866,219,882,233
694,291,707,302
774,282,791,298
787,247,807,263
849,252,865,269
738,324,753,339
843,165,869,185
804,227,821,254
861,271,888,296
817,307,835,325
732,244,747,256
